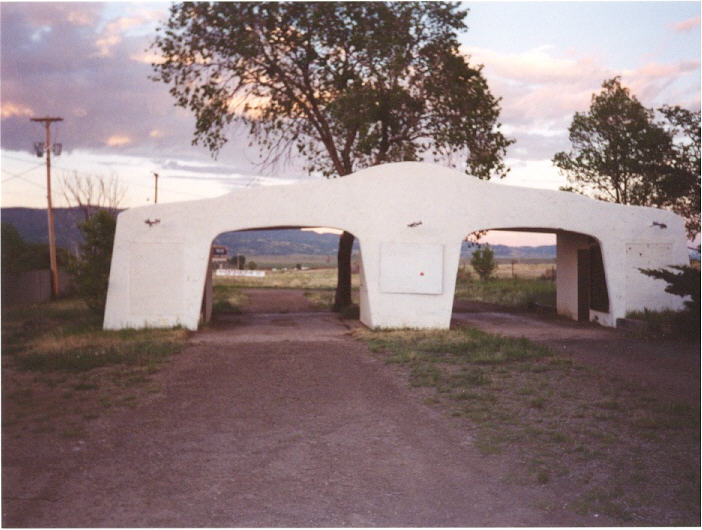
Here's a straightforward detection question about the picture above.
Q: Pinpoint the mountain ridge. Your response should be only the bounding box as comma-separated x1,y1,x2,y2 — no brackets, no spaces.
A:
2,207,556,259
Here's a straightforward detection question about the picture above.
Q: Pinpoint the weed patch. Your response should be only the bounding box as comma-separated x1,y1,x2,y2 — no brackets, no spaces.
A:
355,325,700,524
454,276,556,309
2,297,189,448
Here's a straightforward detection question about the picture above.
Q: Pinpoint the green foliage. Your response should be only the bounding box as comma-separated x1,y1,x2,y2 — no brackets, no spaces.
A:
1,222,68,274
470,244,497,281
247,261,257,270
554,77,700,238
151,2,514,309
2,297,187,373
357,326,700,522
70,210,117,315
639,265,700,332
455,277,556,308
657,105,700,239
554,77,671,205
151,2,512,179
228,254,246,269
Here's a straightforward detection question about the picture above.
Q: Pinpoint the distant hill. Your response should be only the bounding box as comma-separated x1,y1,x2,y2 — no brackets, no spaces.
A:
214,229,356,256
2,207,85,252
3,207,556,259
460,241,556,260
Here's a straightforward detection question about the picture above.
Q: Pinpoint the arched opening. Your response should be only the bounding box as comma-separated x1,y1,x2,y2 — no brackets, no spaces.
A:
201,226,362,324
454,228,610,325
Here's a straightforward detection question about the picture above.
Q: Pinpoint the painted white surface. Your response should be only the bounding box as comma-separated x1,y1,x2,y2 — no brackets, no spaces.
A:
215,269,266,278
104,162,689,331
379,242,444,295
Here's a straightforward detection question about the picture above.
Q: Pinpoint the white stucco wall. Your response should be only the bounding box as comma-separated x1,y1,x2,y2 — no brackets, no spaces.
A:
103,162,689,331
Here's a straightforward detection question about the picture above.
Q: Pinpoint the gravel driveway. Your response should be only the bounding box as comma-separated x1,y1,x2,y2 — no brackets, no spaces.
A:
3,306,601,526
4,290,697,526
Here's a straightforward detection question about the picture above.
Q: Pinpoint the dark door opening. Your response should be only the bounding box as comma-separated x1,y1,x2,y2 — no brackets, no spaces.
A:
577,249,591,322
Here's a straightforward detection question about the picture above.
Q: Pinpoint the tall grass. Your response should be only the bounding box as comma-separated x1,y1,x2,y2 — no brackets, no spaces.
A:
454,274,556,308
2,298,187,372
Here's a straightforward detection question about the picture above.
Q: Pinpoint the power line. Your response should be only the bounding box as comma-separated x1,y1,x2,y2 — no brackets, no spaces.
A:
1,162,45,182
3,154,220,199
2,173,46,189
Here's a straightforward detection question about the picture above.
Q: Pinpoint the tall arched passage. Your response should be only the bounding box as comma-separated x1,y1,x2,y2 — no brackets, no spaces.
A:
200,226,363,325
104,162,688,331
459,228,611,325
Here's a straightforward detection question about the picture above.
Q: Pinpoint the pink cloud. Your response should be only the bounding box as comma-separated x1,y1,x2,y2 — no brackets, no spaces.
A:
18,3,101,28
673,16,700,32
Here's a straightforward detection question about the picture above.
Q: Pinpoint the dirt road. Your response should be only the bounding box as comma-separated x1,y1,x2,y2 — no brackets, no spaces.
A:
4,302,600,527
3,290,697,526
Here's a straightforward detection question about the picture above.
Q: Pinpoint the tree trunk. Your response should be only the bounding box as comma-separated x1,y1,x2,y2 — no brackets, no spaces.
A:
333,231,355,311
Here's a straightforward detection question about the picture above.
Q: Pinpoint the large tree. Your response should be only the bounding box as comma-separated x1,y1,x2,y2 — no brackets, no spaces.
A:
554,77,700,239
657,105,700,239
151,2,512,309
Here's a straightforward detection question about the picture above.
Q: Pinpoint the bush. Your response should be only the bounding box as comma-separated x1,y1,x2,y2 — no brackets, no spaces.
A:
1,222,69,274
70,210,117,315
470,244,497,281
639,265,700,336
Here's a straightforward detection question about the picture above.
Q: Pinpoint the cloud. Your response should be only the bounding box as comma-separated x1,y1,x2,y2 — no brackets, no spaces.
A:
673,16,700,32
160,160,254,176
1,102,34,118
93,15,155,58
1,3,697,185
0,3,299,180
462,44,700,162
105,135,132,147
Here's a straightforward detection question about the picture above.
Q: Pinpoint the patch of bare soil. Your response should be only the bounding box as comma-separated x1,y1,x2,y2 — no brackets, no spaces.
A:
2,291,698,526
5,310,596,527
452,310,700,405
239,288,320,313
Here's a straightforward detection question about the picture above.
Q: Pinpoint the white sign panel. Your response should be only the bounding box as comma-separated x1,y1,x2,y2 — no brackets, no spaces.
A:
379,242,443,294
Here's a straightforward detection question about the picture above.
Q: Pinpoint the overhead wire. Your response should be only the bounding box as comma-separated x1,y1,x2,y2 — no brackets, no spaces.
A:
2,173,45,190
1,162,45,182
1,151,281,198
2,154,209,199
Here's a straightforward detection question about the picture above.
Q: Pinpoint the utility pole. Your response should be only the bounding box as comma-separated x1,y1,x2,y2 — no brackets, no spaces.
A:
31,116,63,298
152,171,159,203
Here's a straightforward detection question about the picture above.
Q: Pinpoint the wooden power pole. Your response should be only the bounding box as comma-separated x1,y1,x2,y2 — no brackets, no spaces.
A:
152,171,159,204
30,116,63,297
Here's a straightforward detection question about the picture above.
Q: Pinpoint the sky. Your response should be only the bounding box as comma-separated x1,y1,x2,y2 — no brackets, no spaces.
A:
1,1,700,246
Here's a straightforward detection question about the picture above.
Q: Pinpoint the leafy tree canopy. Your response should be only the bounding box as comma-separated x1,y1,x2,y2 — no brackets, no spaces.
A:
1,222,69,274
69,210,117,314
151,1,512,179
151,1,513,309
554,77,700,238
470,244,497,281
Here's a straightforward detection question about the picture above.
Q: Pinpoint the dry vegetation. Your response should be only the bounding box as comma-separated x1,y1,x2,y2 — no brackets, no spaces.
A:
458,259,556,280
355,326,700,524
214,267,359,290
2,299,188,438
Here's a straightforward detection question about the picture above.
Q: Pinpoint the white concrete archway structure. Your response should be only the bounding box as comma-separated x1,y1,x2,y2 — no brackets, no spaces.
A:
104,162,689,331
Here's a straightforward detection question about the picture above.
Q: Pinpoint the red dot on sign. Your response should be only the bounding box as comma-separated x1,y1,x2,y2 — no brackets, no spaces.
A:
420,272,424,276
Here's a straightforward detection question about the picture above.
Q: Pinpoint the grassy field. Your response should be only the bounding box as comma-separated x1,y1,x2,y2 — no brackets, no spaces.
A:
458,260,556,280
236,254,361,270
214,267,360,290
355,326,700,523
212,263,556,312
212,271,361,312
454,275,556,309
2,298,189,437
